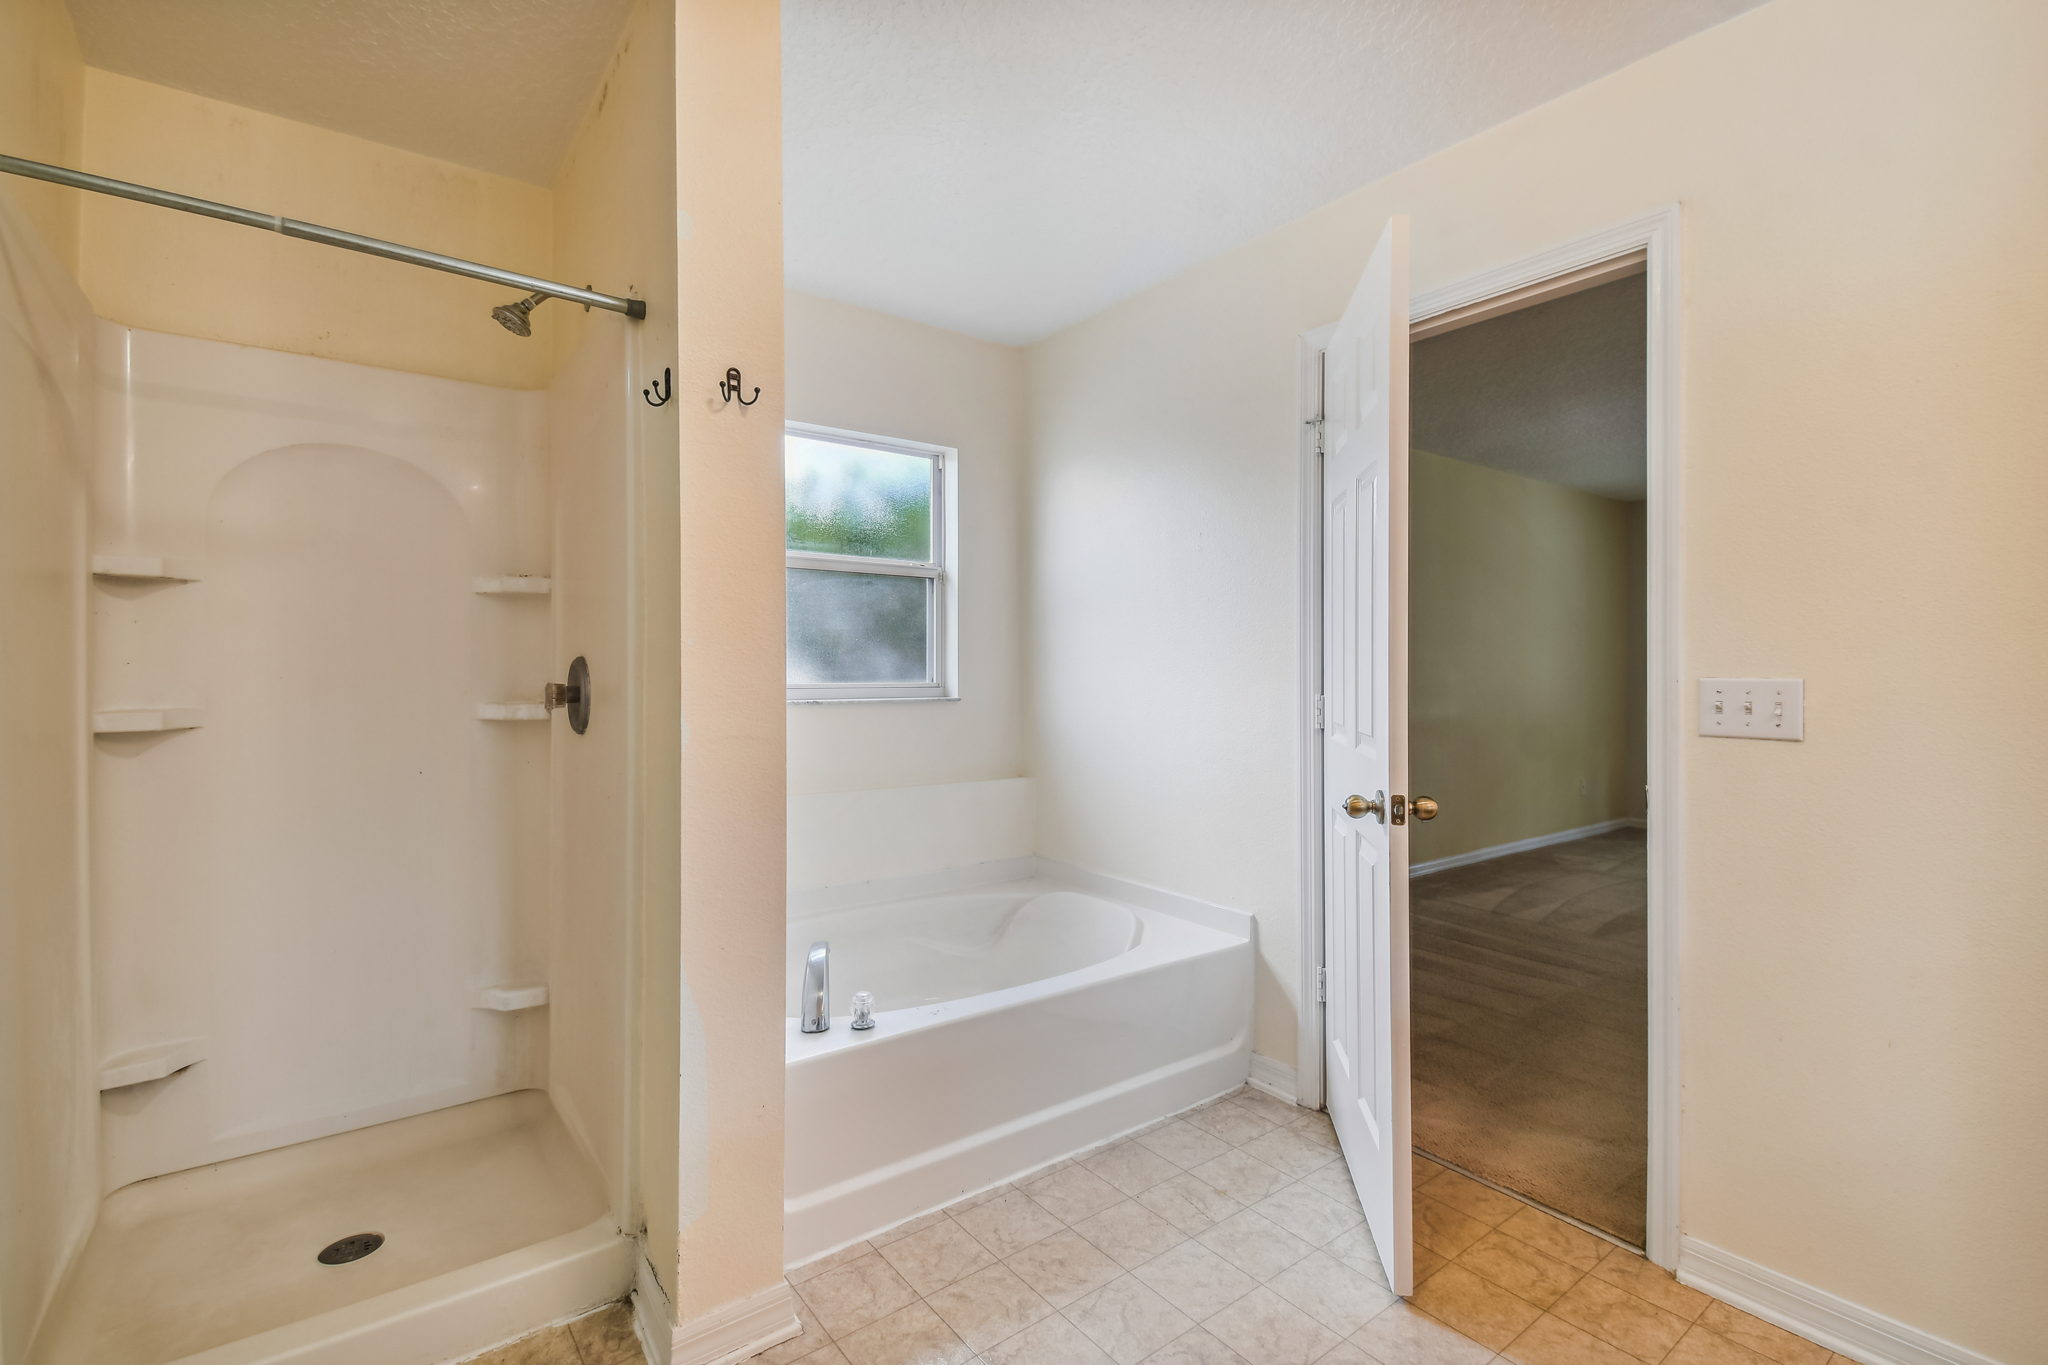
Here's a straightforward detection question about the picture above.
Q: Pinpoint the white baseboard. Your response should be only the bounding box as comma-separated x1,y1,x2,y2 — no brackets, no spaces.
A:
632,1251,674,1365
1247,1053,1298,1104
669,1281,802,1365
1410,818,1634,878
1677,1237,2006,1365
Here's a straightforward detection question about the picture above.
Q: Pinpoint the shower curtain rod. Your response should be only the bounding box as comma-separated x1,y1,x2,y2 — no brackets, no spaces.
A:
0,153,647,321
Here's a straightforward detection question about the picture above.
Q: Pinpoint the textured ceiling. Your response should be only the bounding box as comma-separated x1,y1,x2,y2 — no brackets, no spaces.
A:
63,0,635,184
786,0,1765,343
1411,275,1645,500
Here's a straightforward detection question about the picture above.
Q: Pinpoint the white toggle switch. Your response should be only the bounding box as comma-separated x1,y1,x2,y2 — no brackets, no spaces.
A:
1699,678,1803,740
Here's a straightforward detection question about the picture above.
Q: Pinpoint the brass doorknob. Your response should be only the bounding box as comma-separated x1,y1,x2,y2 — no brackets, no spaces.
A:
1411,796,1439,821
1344,793,1384,821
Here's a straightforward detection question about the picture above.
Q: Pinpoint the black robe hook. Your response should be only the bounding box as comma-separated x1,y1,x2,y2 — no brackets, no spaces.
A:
719,367,761,406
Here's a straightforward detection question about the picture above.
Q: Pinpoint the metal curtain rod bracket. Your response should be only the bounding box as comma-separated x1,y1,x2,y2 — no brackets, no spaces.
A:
0,153,647,323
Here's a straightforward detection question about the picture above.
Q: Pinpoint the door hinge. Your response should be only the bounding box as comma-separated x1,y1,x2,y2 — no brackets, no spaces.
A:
1312,694,1326,730
1315,967,1327,1003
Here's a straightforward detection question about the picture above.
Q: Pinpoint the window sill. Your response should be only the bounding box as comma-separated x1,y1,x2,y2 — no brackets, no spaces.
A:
786,695,960,706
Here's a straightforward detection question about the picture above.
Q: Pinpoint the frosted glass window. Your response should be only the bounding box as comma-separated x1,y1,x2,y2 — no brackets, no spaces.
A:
786,435,933,561
787,570,932,684
785,426,950,700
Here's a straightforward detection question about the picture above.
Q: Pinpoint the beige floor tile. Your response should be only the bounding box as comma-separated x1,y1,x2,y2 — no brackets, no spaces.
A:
1250,1184,1367,1248
796,1251,922,1339
1196,1209,1317,1281
1184,1100,1280,1146
568,1301,644,1364
1202,1285,1341,1365
469,1323,584,1365
1663,1324,1776,1365
1228,1088,1305,1126
1003,1229,1125,1308
837,1300,974,1365
1137,1326,1251,1364
793,1242,882,1285
760,1297,836,1364
1550,1275,1688,1361
1299,1161,1365,1213
1494,1207,1606,1272
1312,1343,1382,1365
1414,1156,1455,1187
1420,1173,1524,1228
1084,1140,1186,1197
1139,1172,1246,1236
1239,1126,1343,1180
1023,1165,1128,1225
873,1210,955,1249
1320,1226,1389,1287
947,1184,1014,1215
1186,1150,1293,1205
791,1347,851,1365
1066,1274,1200,1365
1073,1199,1190,1269
1412,1194,1493,1259
1412,1245,1450,1285
953,1190,1067,1259
1287,1111,1340,1148
1499,1312,1641,1365
979,1311,1117,1365
1407,1264,1544,1351
1453,1229,1584,1309
1136,1121,1235,1170
1265,1250,1399,1335
924,1263,1055,1353
878,1217,999,1296
1696,1302,1832,1365
1588,1247,1710,1322
1130,1240,1259,1318
1348,1301,1497,1365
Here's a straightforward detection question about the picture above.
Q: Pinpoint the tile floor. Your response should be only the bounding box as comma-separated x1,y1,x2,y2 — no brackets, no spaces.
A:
468,1301,646,1365
759,1086,1851,1365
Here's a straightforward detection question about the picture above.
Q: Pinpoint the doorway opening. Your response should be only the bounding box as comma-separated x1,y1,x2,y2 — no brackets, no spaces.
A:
1405,266,1650,1247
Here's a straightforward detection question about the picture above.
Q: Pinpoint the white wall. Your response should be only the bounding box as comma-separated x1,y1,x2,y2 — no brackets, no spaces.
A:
1027,0,2048,1357
785,292,1032,882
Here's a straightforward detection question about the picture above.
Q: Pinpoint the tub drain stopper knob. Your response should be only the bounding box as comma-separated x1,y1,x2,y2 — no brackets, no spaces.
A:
850,991,876,1031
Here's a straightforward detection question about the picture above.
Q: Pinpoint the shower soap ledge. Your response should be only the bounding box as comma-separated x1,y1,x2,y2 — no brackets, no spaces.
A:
473,576,551,594
475,984,548,1011
94,707,203,733
99,1038,206,1091
476,702,547,721
92,554,203,582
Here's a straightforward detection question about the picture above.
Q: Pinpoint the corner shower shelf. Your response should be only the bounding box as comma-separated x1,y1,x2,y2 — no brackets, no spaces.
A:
474,983,549,1012
94,707,204,734
476,702,547,721
473,576,551,595
99,1037,206,1091
91,554,202,582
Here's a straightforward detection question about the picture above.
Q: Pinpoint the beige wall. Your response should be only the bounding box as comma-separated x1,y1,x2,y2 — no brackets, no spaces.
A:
76,69,555,390
1028,0,2048,1355
1409,450,1640,865
785,292,1030,798
667,0,788,1325
0,0,83,269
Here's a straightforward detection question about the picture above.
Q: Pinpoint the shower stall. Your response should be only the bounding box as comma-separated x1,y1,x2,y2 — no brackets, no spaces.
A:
0,122,658,1365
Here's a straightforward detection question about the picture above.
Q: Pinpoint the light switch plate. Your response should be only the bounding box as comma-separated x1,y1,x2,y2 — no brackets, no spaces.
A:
1698,678,1803,740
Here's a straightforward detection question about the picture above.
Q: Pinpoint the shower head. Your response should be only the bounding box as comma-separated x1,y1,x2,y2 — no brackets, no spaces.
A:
491,291,550,337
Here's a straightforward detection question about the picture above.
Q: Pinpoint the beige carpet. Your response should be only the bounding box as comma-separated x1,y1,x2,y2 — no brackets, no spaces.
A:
1410,828,1647,1244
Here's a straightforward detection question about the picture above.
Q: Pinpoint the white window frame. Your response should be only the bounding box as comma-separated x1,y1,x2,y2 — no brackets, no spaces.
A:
785,421,955,703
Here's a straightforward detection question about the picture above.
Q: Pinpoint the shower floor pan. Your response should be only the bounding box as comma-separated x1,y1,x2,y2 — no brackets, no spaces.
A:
31,1090,629,1365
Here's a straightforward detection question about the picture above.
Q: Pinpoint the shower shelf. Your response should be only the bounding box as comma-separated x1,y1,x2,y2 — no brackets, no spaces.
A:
99,1037,205,1091
474,984,549,1012
476,702,547,721
91,554,202,582
473,576,551,595
94,707,204,734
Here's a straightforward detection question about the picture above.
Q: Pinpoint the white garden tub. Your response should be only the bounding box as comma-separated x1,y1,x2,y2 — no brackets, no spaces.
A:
783,867,1253,1263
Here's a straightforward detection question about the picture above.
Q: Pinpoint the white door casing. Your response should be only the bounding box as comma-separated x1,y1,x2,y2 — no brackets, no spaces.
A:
1320,217,1413,1294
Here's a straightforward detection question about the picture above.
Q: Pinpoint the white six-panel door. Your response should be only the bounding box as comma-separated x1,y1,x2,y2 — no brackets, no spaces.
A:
1320,217,1414,1294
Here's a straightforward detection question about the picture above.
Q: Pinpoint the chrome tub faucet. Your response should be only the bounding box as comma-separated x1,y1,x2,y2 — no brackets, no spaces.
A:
800,940,830,1033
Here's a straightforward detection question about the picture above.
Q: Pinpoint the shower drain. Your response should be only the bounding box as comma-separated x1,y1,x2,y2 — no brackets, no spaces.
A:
316,1232,385,1265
